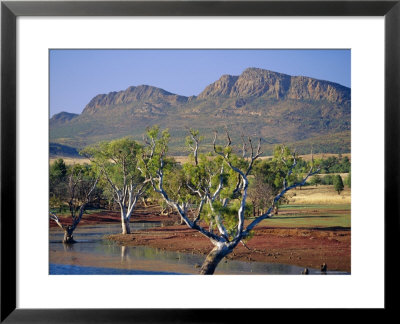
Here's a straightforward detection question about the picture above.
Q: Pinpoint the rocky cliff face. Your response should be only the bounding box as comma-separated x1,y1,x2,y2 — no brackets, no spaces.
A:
287,76,349,102
197,67,350,103
82,85,189,114
197,74,239,98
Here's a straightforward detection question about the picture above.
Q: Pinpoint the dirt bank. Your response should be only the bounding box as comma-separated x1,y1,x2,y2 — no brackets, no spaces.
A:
107,225,350,272
49,205,173,228
50,205,351,272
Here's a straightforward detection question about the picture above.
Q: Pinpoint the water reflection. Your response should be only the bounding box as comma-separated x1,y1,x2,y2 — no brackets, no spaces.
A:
120,245,129,263
50,223,349,275
62,243,74,252
50,263,184,275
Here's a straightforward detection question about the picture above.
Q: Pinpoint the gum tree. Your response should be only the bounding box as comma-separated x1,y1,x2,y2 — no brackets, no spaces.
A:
81,138,148,234
142,127,320,274
49,163,99,243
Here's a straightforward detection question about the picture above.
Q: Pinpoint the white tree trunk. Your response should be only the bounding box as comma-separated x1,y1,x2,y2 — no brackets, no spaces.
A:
120,208,131,234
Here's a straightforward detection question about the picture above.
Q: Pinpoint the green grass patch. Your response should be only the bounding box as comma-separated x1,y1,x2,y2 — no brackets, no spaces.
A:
279,204,350,211
254,203,351,229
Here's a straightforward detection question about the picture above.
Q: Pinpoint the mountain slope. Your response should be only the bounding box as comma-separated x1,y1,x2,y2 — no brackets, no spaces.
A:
50,111,79,126
50,68,351,155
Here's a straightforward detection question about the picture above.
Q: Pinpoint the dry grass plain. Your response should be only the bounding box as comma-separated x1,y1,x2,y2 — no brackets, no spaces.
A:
50,157,90,165
288,184,351,205
51,152,350,166
170,153,350,165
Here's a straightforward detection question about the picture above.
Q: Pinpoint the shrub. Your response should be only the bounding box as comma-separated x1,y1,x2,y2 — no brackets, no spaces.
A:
321,174,334,185
333,175,344,195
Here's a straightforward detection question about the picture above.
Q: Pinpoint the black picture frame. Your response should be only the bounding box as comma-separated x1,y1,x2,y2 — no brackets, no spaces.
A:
1,0,398,322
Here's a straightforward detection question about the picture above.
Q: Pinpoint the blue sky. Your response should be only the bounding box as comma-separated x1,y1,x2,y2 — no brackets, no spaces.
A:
50,49,350,117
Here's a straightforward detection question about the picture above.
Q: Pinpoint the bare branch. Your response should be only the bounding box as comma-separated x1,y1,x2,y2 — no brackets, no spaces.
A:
71,175,99,228
186,181,204,198
245,137,263,177
225,129,232,149
207,200,229,242
210,165,224,202
186,127,200,166
240,240,252,251
49,212,65,230
193,196,207,225
241,133,247,158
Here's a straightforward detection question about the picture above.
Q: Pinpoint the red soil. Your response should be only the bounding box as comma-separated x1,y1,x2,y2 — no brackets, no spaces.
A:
50,205,351,272
49,205,169,228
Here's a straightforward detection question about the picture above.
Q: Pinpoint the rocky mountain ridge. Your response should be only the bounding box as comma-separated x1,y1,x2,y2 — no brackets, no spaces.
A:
50,67,351,155
198,68,350,103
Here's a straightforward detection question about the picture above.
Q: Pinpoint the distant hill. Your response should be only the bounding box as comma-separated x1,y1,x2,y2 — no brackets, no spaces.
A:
50,111,79,126
49,142,80,157
50,67,351,155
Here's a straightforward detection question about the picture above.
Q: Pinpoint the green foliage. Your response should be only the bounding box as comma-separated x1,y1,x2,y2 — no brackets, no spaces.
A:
50,158,67,182
252,145,308,193
181,152,243,237
321,174,334,185
162,160,195,205
49,196,67,213
140,126,171,176
81,137,144,191
69,163,99,198
142,126,331,244
49,158,68,204
199,198,253,239
49,159,100,217
333,175,344,195
310,175,322,186
69,162,96,179
144,126,265,241
317,156,351,173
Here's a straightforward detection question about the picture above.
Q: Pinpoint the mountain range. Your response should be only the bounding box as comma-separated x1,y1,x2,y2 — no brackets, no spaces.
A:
50,67,351,156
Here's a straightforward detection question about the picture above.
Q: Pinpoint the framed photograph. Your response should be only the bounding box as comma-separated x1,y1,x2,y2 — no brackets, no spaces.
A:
1,0,398,321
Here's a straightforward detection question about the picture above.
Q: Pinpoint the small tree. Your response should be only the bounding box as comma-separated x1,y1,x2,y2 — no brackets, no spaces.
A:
81,138,148,234
248,176,274,216
310,175,322,187
49,163,99,243
50,158,68,212
50,158,67,181
333,175,344,195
